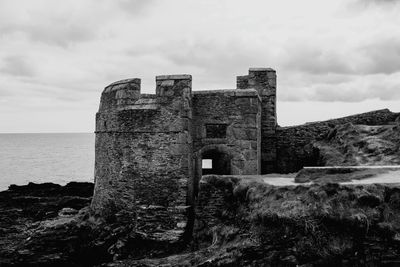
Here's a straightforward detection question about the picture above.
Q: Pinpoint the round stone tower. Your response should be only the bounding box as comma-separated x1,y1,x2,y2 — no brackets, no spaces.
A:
91,75,194,242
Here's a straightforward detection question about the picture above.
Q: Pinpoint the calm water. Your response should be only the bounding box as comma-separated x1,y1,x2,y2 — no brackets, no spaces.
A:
0,133,94,191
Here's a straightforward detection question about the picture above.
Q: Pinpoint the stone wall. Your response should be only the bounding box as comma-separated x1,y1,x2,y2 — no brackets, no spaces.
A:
276,109,400,173
192,89,261,176
194,175,238,246
90,68,400,244
91,75,193,241
237,68,277,173
90,68,272,242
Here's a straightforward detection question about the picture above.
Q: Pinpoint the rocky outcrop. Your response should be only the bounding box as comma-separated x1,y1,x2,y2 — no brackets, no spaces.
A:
0,182,93,266
190,175,400,266
315,122,400,166
0,182,190,266
276,109,400,173
3,177,400,266
99,175,400,266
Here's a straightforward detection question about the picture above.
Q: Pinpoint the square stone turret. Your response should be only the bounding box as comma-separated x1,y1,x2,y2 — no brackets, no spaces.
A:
237,68,277,173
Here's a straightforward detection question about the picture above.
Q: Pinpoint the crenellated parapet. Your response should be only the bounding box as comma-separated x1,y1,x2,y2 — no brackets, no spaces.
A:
98,74,192,112
99,78,141,112
156,74,192,97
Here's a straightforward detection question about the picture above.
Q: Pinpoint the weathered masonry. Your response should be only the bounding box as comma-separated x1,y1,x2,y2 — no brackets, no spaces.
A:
90,67,400,241
91,67,277,240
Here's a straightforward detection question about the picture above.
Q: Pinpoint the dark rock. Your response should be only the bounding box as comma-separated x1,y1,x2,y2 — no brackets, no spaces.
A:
58,207,78,217
0,182,95,266
357,194,382,207
276,109,400,173
3,178,400,266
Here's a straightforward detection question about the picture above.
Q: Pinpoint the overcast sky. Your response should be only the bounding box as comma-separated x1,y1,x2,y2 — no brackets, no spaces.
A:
1,0,400,133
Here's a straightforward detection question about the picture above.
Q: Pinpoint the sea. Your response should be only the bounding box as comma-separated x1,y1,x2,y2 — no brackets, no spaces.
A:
0,133,95,191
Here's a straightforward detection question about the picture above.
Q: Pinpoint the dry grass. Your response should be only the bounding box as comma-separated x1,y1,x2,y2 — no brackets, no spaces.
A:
315,123,400,166
224,177,400,263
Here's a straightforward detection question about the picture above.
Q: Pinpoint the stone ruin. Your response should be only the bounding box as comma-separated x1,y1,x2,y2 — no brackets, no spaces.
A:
90,67,399,241
91,67,277,240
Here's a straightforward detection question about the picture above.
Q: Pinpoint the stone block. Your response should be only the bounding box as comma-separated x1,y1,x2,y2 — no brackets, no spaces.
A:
233,140,251,150
245,129,258,140
244,113,258,126
180,109,192,119
156,74,192,97
235,98,250,107
177,132,189,144
236,75,249,89
234,89,258,97
242,160,258,174
156,74,192,81
168,119,184,132
250,141,258,150
249,67,275,72
244,150,257,160
115,88,140,100
180,157,189,169
169,144,188,155
160,80,174,87
104,78,141,93
230,127,257,140
231,160,245,173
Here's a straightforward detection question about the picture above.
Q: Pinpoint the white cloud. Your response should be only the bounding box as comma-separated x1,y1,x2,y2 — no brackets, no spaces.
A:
0,0,399,131
1,55,35,77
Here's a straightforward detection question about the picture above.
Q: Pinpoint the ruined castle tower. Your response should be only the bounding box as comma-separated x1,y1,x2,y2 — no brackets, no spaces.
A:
236,68,277,173
91,68,277,241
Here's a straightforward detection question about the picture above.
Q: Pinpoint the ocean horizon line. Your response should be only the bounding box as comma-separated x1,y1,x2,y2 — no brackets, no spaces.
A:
0,132,94,135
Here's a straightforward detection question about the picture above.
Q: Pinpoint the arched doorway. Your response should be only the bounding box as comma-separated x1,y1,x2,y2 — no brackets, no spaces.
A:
201,149,231,175
193,145,233,198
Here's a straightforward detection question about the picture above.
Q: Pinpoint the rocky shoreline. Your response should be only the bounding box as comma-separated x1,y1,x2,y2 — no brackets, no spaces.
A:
2,178,400,266
0,182,94,266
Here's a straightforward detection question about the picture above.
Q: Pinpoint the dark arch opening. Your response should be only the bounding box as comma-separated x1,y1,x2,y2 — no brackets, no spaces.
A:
201,149,231,175
193,145,233,198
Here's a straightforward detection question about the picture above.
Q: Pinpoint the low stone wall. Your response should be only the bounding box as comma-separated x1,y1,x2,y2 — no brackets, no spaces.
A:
194,175,238,246
295,166,400,183
276,109,400,173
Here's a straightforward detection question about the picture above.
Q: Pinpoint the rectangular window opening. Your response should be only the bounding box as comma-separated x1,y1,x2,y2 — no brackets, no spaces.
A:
205,124,227,138
202,159,212,169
